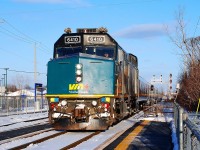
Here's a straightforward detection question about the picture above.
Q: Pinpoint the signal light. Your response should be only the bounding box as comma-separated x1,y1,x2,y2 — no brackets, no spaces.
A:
102,103,110,109
76,64,82,69
75,64,83,83
92,100,97,106
76,76,82,82
76,70,82,75
50,103,56,109
61,100,67,106
150,85,154,91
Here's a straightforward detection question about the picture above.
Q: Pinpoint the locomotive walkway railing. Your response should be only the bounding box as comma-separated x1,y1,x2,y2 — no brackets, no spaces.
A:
174,102,200,150
0,96,48,116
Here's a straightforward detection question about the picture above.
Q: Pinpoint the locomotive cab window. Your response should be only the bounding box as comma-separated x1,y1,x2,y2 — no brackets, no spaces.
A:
55,46,82,58
85,46,115,58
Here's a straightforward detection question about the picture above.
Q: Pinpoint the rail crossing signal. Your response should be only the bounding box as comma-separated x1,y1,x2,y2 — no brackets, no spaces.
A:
169,73,172,90
151,75,163,84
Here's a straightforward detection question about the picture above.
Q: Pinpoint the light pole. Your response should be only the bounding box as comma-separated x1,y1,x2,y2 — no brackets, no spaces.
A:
1,77,5,110
0,80,1,91
4,68,9,93
2,74,5,87
1,77,4,95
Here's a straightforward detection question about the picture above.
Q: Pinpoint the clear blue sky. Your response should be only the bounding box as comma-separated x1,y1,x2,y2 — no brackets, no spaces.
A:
0,0,200,91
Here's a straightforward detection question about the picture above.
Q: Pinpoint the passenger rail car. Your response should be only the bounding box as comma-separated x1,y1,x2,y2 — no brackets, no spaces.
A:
46,27,139,130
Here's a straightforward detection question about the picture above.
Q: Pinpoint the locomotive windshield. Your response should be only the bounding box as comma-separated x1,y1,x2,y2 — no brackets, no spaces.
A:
55,46,82,58
85,46,115,58
55,46,115,59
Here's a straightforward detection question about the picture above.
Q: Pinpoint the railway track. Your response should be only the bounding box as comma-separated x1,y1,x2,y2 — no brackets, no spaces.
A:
7,131,101,150
9,130,68,150
0,102,173,150
0,120,51,141
3,119,143,150
0,111,144,149
0,117,48,132
60,131,101,150
0,128,54,145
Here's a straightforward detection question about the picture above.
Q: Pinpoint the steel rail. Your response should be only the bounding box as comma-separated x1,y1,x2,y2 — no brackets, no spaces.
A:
60,131,101,150
9,130,68,150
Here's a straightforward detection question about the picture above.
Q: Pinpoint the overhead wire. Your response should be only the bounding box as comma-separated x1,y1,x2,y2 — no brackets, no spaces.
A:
2,19,39,43
0,18,51,54
0,19,49,77
0,25,33,44
0,68,46,75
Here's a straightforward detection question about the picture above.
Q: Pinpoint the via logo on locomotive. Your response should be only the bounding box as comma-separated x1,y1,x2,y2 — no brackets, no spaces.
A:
68,83,89,93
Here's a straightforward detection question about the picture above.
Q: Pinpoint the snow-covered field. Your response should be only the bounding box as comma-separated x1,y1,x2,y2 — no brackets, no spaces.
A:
0,110,178,150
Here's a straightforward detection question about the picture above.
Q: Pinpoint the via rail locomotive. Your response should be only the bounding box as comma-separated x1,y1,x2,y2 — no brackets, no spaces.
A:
46,27,140,130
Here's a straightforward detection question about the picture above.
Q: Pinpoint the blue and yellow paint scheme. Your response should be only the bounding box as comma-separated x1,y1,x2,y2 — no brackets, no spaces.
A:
46,53,115,97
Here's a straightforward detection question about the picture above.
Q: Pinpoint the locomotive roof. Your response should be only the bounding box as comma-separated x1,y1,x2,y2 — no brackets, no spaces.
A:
54,28,137,61
54,27,118,47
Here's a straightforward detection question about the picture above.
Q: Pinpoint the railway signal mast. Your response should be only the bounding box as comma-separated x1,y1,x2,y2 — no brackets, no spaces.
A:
151,74,174,97
168,73,173,98
150,75,163,99
151,75,162,84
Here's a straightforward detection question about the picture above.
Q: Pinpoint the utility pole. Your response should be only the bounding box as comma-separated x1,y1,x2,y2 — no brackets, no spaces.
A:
34,43,37,83
0,80,2,95
4,68,9,93
2,74,5,87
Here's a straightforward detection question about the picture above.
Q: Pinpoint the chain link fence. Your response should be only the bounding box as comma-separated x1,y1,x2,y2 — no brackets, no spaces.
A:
0,96,48,116
174,102,200,150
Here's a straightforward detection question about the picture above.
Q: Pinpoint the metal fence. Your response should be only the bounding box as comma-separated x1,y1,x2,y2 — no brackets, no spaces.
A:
0,96,48,116
174,102,200,150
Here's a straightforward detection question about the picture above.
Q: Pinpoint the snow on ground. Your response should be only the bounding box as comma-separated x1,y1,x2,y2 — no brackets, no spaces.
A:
0,112,48,133
0,110,178,150
25,132,94,150
0,112,48,126
0,130,59,150
170,120,178,150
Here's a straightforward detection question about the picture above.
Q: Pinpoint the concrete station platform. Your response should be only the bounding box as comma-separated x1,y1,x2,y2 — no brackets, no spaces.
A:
104,103,174,150
104,120,173,150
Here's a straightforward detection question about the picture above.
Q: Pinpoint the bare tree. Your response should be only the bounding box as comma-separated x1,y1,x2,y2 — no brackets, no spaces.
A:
12,74,31,91
7,84,18,92
166,8,200,110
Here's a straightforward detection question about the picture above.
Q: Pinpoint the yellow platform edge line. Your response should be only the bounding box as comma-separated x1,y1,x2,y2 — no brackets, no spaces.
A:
115,120,150,150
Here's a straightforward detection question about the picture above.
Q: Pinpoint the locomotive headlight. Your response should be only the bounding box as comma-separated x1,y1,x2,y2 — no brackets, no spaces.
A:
76,70,82,75
76,64,82,69
92,100,97,106
61,100,67,106
75,64,83,83
76,76,82,82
